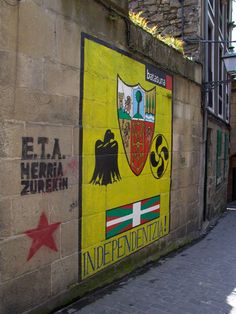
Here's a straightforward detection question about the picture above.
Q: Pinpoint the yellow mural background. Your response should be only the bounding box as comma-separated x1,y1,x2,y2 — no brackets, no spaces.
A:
81,37,172,279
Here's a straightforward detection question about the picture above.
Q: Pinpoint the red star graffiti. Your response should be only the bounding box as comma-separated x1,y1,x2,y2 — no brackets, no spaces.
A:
24,212,61,261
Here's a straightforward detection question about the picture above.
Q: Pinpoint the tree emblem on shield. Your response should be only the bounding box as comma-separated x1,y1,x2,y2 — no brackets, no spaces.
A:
117,76,156,176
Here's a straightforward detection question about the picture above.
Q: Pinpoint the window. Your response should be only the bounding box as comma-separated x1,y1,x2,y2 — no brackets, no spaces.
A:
226,85,229,122
224,133,229,178
208,0,215,13
207,18,215,110
216,130,229,185
227,2,231,39
218,46,224,117
219,2,223,33
216,129,223,185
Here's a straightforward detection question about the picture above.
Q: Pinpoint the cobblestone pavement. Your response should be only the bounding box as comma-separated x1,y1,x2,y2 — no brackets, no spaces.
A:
57,210,236,314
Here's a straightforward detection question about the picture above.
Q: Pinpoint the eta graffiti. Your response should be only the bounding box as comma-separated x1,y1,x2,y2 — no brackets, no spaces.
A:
21,137,68,195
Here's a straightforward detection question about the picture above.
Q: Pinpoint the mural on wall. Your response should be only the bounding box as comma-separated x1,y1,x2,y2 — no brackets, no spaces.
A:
24,211,61,261
80,34,172,280
118,77,156,176
150,134,169,179
21,137,68,195
90,129,121,185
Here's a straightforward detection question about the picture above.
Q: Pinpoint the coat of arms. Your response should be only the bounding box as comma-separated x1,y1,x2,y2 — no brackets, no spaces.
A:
117,76,156,176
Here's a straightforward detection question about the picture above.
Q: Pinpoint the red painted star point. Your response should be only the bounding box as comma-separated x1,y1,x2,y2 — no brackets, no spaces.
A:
24,212,61,261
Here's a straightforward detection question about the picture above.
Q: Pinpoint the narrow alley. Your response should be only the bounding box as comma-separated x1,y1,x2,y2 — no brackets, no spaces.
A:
57,209,236,314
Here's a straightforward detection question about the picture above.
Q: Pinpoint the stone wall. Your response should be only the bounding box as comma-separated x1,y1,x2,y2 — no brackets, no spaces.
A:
129,0,202,60
0,1,80,313
206,119,229,218
0,0,203,313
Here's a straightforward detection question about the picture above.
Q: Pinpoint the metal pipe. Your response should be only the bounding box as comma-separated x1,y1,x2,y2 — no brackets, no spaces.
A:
184,39,236,44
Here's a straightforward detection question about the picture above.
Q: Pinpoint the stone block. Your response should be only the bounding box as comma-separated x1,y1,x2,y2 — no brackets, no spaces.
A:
194,64,202,85
170,207,184,231
171,151,179,170
79,0,126,47
0,160,21,197
61,219,78,257
171,188,183,209
172,133,181,152
184,104,192,120
171,168,180,191
18,1,55,58
51,253,78,295
0,199,12,238
43,0,80,18
33,0,43,6
184,0,199,6
14,88,79,124
56,17,80,67
173,118,189,135
189,82,201,107
170,224,187,240
179,152,191,168
177,167,196,188
0,1,18,51
0,121,24,158
191,166,200,184
190,151,200,168
63,156,79,187
170,0,181,8
186,217,199,235
11,194,49,235
174,76,190,103
0,225,60,281
110,0,129,14
192,107,202,123
150,13,164,22
73,126,80,156
185,201,200,221
177,133,199,153
0,51,16,87
17,54,43,90
173,101,184,119
24,123,73,157
0,86,14,119
46,185,79,224
1,266,51,314
44,60,80,97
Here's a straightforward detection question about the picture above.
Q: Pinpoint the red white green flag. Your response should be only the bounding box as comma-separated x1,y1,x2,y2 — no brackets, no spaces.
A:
106,195,160,239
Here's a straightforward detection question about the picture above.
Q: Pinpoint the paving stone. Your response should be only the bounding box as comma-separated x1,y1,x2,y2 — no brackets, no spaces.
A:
57,211,236,314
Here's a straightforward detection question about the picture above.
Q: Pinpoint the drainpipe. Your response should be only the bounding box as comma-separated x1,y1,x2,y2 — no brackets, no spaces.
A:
203,0,209,222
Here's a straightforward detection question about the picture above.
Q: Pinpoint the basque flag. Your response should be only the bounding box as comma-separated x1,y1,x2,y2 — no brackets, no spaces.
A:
106,195,160,239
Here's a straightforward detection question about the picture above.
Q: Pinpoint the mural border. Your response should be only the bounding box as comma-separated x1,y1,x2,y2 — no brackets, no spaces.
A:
78,32,174,282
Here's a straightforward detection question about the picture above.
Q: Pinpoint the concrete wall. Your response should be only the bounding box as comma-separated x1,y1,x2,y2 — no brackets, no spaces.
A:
0,0,203,313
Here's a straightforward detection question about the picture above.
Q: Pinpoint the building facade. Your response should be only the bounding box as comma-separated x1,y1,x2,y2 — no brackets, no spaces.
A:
129,0,233,221
0,0,232,313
